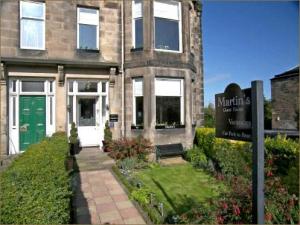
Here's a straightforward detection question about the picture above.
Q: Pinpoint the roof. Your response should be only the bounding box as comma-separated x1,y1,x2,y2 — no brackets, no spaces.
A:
271,66,299,80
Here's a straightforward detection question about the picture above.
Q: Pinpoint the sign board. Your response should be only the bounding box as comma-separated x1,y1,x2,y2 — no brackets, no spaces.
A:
215,81,265,224
215,83,252,141
109,114,118,122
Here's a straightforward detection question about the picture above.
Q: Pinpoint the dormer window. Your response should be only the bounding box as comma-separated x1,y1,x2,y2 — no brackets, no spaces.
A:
77,7,99,50
132,0,143,49
154,0,182,53
20,1,45,50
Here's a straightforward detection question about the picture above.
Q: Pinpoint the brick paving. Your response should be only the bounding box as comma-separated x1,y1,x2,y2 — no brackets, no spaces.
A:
73,148,146,224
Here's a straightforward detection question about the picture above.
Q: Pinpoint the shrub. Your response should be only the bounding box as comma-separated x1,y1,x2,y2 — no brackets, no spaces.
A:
108,136,153,160
69,122,78,144
185,146,208,169
130,187,151,206
0,133,72,224
194,128,216,161
104,121,112,143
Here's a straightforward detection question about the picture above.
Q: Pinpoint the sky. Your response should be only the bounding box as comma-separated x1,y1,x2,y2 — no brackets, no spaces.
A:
202,1,299,106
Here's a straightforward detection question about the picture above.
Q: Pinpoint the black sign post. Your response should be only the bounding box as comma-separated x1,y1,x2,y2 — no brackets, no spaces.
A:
251,81,264,224
215,81,264,224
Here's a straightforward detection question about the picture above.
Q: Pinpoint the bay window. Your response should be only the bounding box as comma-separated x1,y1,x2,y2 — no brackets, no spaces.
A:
155,78,184,128
132,0,143,49
20,1,45,50
133,78,143,126
77,7,99,50
154,0,182,52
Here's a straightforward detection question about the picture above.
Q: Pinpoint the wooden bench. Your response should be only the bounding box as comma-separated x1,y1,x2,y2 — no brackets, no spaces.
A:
156,143,184,161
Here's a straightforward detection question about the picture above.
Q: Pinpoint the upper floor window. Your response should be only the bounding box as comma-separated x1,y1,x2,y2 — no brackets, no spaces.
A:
154,0,182,52
132,0,143,49
20,1,45,50
77,7,99,50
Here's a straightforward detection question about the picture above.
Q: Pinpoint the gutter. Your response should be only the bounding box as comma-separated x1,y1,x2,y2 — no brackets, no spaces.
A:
121,0,125,137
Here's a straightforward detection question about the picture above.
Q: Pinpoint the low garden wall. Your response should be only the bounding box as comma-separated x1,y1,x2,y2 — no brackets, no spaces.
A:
0,132,72,224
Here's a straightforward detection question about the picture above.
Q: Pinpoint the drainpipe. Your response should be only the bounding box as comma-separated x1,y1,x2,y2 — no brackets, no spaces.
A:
121,0,125,137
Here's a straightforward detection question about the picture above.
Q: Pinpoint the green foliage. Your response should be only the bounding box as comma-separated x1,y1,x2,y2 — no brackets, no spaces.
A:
118,157,137,171
204,103,216,128
0,132,72,224
194,128,216,161
69,122,78,144
214,139,252,178
104,121,112,143
264,98,272,129
130,187,151,206
185,146,208,169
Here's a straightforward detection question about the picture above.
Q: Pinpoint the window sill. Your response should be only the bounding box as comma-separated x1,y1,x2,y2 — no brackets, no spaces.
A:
155,124,185,129
131,125,144,130
77,49,100,53
154,49,182,54
130,47,143,52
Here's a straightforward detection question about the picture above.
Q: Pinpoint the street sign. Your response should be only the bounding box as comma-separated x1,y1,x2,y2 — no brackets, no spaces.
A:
215,83,252,141
215,81,265,224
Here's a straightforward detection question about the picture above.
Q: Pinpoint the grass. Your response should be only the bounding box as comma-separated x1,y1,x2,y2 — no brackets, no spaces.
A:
135,163,226,214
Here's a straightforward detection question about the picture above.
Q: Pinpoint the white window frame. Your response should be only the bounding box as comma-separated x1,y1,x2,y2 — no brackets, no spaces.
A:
20,0,46,50
153,0,182,53
155,77,184,125
132,0,143,49
77,7,99,50
132,78,143,125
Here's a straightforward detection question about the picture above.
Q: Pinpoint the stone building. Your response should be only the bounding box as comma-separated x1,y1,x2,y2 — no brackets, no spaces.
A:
0,0,204,156
271,66,299,130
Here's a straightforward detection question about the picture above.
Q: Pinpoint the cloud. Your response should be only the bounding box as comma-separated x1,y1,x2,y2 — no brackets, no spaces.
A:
205,74,231,84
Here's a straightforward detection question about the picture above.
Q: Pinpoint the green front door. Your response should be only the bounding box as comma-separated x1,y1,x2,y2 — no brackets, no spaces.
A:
19,96,46,151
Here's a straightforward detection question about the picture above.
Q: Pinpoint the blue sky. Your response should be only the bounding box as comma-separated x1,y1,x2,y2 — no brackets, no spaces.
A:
202,1,299,106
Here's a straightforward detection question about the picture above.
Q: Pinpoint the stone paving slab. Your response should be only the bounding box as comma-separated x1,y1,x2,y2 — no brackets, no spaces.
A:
73,148,146,224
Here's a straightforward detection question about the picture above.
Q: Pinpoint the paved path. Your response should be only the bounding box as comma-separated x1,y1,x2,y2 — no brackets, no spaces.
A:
73,148,146,224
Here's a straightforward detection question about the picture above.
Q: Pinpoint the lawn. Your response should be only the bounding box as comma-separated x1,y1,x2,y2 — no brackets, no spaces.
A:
135,163,226,214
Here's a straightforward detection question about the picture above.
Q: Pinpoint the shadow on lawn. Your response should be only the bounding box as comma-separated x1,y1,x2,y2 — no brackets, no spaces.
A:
152,178,202,214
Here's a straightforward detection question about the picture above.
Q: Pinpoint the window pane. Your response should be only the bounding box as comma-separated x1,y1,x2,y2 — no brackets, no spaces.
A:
50,81,54,93
102,82,106,93
69,81,73,92
102,96,106,124
22,81,44,92
50,97,53,125
79,8,98,25
21,1,44,19
69,96,73,124
12,80,16,92
155,18,179,51
135,18,143,48
79,24,97,49
156,96,180,125
136,96,143,125
78,98,96,126
21,19,44,49
78,81,98,92
13,97,16,126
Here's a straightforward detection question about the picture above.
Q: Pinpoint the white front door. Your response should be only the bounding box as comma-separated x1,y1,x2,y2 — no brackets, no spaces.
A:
77,96,100,146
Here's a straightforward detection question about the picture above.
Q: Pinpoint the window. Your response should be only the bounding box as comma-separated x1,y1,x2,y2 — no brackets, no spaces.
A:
132,0,143,49
78,81,98,92
133,78,143,126
21,81,44,92
20,1,45,50
154,0,181,52
77,7,99,50
155,78,184,127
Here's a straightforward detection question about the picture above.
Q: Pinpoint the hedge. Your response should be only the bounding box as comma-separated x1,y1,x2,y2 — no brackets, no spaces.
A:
194,128,299,194
0,132,72,224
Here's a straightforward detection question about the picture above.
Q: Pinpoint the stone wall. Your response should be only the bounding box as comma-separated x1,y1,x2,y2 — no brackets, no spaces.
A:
271,75,299,130
0,0,121,63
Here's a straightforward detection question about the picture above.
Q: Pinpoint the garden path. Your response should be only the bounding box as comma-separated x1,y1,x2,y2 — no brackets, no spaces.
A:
73,147,146,224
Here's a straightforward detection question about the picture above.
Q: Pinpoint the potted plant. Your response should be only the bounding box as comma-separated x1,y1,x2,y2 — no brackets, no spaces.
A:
69,122,79,155
103,121,112,152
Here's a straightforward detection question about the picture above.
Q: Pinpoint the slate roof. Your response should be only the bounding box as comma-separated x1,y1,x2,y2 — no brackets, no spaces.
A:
271,66,299,80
